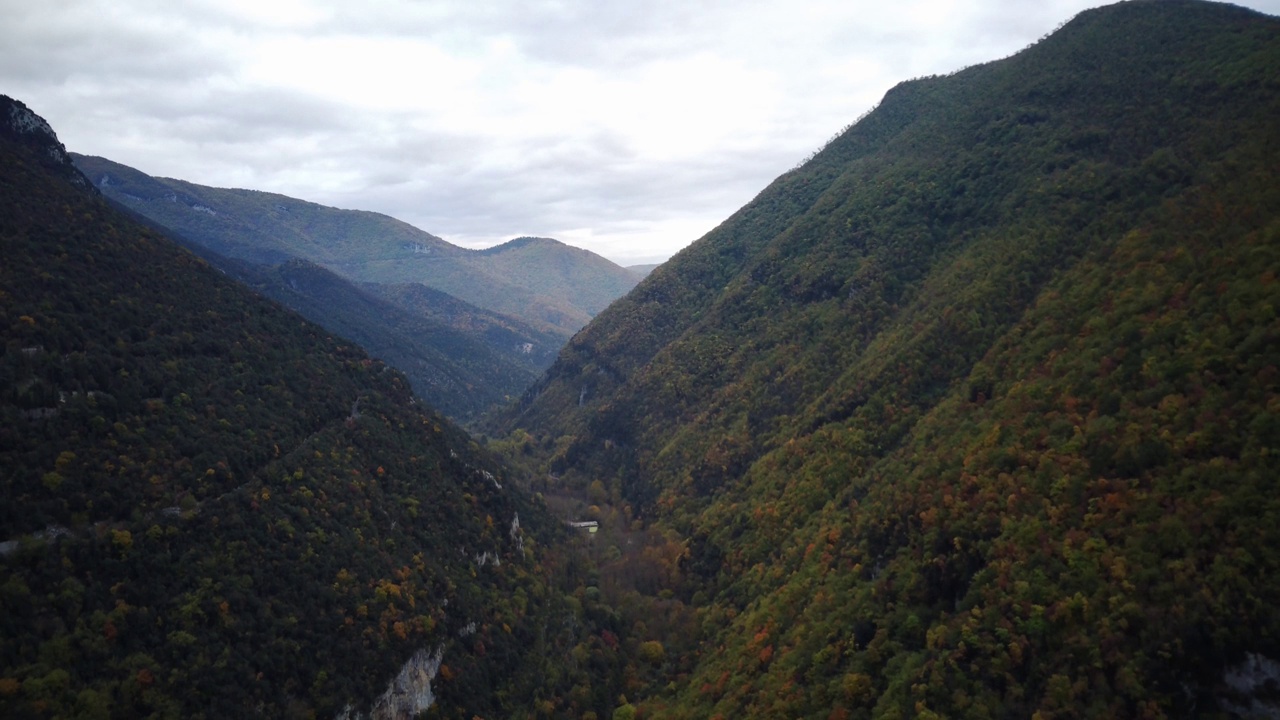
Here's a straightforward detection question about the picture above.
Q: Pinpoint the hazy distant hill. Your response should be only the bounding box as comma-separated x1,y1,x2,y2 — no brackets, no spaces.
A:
0,95,605,719
359,278,563,368
496,1,1280,716
71,154,640,337
217,256,563,422
71,156,575,423
625,263,661,278
463,236,643,325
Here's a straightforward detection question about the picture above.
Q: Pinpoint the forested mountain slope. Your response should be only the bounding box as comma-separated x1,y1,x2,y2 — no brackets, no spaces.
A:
70,155,640,338
470,236,645,318
207,254,559,424
0,96,612,719
497,1,1280,716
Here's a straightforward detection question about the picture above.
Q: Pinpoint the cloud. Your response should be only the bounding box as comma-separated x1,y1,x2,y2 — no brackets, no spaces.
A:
3,0,1279,264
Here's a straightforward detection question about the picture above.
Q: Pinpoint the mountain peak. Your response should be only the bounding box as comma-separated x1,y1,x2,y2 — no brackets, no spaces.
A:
3,96,56,140
1,96,92,190
477,236,566,254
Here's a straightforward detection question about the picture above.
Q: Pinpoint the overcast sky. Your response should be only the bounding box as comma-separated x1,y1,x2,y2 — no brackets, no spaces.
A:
4,0,1278,264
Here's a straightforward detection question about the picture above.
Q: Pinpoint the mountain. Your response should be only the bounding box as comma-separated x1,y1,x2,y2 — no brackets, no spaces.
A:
496,1,1280,716
70,155,641,338
71,156,567,424
0,96,624,719
625,263,661,279
200,253,558,424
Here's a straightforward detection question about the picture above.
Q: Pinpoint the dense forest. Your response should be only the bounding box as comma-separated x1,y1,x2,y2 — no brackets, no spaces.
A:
0,96,641,719
6,0,1280,718
495,1,1280,717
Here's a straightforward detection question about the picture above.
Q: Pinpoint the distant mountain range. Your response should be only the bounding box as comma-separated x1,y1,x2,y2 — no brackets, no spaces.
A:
72,154,637,422
71,155,639,338
214,255,564,422
495,1,1280,716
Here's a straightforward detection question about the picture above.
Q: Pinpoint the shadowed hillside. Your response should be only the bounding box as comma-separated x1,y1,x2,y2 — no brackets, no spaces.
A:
495,2,1280,716
212,255,560,423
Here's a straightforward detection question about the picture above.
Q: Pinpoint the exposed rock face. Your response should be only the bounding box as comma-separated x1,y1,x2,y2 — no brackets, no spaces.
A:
4,98,57,141
0,95,91,188
336,646,445,720
1222,653,1280,720
510,513,525,554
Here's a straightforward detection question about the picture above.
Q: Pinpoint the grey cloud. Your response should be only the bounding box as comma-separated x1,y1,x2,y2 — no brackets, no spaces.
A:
0,1,234,84
312,0,721,69
109,87,351,141
335,139,794,255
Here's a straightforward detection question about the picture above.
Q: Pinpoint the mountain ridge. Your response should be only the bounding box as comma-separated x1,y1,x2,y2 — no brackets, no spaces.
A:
72,154,641,337
74,155,581,423
495,1,1280,716
220,255,561,421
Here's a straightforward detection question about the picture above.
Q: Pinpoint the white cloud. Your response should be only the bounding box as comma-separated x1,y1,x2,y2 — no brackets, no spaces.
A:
3,0,1279,264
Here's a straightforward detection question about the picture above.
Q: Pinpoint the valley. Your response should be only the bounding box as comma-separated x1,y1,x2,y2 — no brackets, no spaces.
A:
4,1,1280,718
